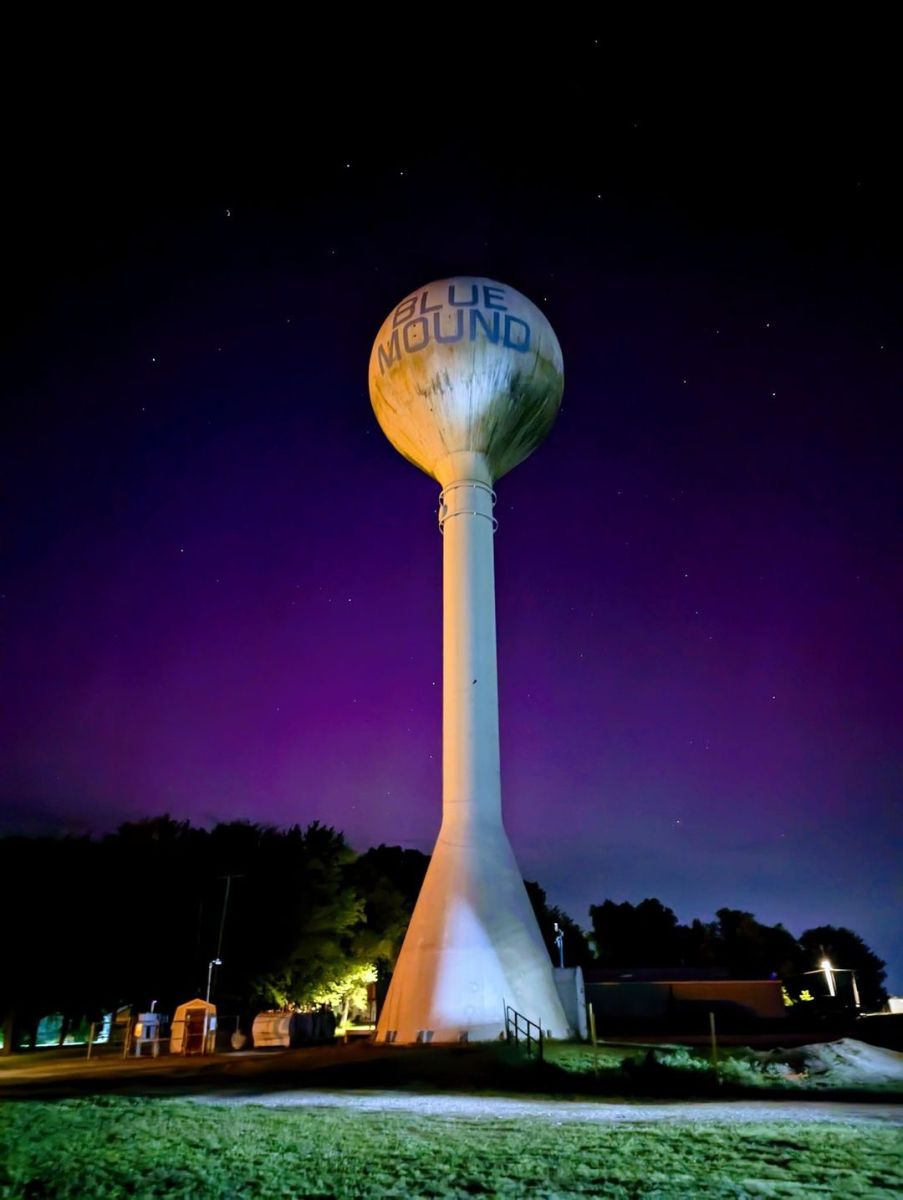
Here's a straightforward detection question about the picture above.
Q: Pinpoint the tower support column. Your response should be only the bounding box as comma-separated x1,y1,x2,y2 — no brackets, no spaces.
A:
439,454,501,837
375,452,571,1043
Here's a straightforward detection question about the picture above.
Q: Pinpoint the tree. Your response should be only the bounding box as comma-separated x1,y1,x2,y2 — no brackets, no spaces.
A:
679,918,721,970
1,820,891,1047
66,817,364,1021
712,909,800,979
589,898,683,968
230,822,363,1010
0,834,108,1053
346,844,429,977
311,963,377,1027
97,815,210,1014
798,925,887,1010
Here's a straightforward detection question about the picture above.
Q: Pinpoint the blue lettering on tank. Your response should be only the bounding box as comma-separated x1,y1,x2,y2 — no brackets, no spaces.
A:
433,308,465,344
393,295,418,328
377,329,402,374
503,315,530,351
470,308,501,343
402,316,430,353
483,286,507,311
448,283,479,307
378,303,533,371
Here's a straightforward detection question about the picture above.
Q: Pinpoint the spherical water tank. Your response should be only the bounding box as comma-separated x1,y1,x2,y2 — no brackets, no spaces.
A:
369,277,563,483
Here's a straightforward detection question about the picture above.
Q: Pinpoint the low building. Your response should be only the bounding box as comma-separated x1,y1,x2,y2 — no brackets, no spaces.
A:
585,968,785,1032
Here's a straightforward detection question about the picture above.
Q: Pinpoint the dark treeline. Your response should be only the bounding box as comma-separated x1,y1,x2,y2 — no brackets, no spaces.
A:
585,898,887,1009
0,818,887,1051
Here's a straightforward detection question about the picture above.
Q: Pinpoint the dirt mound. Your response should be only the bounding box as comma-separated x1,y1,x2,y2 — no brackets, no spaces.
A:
758,1038,903,1088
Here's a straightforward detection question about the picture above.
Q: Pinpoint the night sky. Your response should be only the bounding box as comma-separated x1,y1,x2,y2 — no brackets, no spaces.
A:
4,41,900,988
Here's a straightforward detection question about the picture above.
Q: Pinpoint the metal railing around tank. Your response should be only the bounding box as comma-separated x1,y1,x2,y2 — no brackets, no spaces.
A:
504,1004,544,1062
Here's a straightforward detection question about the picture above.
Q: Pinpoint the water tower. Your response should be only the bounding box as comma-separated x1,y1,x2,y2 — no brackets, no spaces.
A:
369,277,571,1042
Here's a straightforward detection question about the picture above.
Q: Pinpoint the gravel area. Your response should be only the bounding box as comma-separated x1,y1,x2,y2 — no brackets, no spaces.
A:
192,1088,903,1125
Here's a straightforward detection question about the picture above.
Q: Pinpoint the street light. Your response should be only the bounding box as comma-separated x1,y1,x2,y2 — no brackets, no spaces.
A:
202,958,223,1055
206,957,223,1005
820,957,836,998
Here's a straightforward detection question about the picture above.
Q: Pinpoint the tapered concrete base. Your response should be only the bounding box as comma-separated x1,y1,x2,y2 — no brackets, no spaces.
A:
375,821,572,1043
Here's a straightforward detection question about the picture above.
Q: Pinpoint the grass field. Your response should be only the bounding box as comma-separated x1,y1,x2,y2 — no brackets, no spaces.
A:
1,1095,901,1198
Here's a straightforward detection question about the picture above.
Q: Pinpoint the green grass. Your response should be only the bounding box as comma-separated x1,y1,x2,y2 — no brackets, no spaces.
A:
544,1040,903,1097
1,1096,901,1198
544,1041,632,1074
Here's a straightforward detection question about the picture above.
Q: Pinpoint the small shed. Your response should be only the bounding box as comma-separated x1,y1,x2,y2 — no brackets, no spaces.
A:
554,967,588,1039
170,998,217,1055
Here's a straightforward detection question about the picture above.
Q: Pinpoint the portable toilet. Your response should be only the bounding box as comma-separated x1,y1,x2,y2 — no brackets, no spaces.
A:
133,1011,163,1057
170,998,217,1055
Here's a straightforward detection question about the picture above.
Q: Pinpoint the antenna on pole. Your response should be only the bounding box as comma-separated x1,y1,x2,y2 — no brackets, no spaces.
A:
554,922,565,970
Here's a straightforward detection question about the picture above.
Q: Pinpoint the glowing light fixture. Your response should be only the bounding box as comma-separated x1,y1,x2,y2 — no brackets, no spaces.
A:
820,957,836,998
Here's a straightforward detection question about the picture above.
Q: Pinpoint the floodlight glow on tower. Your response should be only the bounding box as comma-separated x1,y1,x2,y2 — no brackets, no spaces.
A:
369,277,571,1042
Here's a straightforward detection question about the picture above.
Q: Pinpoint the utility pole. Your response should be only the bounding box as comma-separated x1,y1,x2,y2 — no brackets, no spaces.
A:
215,874,244,961
209,874,244,1002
